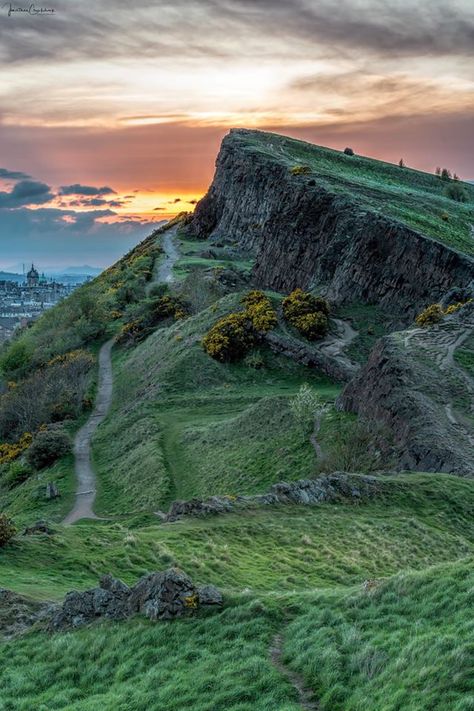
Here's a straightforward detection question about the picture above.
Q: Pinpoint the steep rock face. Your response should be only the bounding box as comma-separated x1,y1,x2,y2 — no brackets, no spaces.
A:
190,129,474,320
339,305,474,475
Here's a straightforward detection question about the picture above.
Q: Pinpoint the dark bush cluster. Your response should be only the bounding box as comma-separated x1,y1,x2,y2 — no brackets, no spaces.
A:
0,514,16,547
0,350,94,441
241,291,277,333
26,429,72,470
117,295,188,345
444,183,468,203
202,313,255,362
282,289,330,340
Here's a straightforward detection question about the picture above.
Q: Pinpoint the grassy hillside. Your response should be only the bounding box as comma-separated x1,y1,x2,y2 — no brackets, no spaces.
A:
240,130,474,256
1,134,473,710
93,294,339,514
285,558,474,711
0,474,473,709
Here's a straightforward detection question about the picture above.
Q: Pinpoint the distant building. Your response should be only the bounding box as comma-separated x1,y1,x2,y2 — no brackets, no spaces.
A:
26,263,40,287
0,262,78,342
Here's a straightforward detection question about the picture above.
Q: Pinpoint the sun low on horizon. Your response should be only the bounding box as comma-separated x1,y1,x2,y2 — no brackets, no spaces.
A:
0,0,473,267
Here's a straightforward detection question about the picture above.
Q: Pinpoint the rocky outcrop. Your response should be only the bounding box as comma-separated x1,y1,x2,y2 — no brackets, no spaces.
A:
264,330,357,382
339,304,474,475
189,129,474,321
0,588,52,639
50,569,222,631
23,520,55,536
166,473,381,521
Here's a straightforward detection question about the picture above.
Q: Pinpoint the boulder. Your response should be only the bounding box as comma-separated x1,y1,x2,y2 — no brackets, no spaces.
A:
50,575,131,630
23,520,55,536
50,569,222,631
129,568,198,620
197,585,223,607
0,588,52,639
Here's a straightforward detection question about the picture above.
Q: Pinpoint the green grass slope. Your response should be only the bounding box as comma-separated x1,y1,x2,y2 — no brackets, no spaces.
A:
240,130,474,256
92,293,338,515
0,474,473,709
1,473,473,599
285,559,474,711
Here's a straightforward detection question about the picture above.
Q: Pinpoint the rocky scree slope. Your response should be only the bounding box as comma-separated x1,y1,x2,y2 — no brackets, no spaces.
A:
339,302,474,475
189,129,474,321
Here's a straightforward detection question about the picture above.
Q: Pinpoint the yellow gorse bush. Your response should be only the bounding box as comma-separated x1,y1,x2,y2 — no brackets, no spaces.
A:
415,299,472,327
0,432,33,464
282,289,330,340
290,165,311,175
203,291,278,362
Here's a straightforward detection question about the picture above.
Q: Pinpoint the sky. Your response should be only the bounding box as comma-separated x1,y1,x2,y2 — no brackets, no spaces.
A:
0,0,473,268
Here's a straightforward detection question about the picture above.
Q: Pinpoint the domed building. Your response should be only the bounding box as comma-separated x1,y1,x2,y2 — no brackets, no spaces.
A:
26,263,39,288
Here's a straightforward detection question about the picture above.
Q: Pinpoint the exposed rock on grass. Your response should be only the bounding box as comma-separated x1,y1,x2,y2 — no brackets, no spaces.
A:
0,589,52,639
165,472,381,521
50,569,222,631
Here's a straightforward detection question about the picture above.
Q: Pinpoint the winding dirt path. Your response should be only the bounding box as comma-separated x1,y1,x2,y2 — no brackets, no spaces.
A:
63,226,181,525
270,634,319,710
63,339,114,524
320,317,358,361
154,226,179,285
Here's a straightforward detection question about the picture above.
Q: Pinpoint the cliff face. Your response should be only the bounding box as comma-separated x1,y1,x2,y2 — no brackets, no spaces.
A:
190,129,474,320
339,304,474,476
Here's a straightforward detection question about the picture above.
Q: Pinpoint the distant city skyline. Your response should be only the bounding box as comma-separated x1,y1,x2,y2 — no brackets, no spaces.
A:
1,0,473,265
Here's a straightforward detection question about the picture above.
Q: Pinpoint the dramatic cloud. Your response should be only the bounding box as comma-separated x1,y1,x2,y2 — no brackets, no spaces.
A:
59,184,117,196
0,0,472,269
1,1,473,64
0,205,158,268
0,180,55,208
0,168,31,181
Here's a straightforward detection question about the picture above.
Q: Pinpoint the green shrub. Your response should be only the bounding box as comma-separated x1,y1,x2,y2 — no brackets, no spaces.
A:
0,513,16,547
148,283,169,299
202,313,255,362
444,183,468,202
3,461,33,489
117,295,188,345
26,429,71,470
0,340,31,379
243,350,265,370
282,289,330,340
290,384,327,435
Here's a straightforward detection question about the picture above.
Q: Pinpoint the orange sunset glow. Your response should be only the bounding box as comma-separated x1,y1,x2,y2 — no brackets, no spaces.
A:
0,0,473,267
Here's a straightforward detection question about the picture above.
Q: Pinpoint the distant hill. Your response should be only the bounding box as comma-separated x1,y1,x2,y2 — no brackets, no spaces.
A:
0,271,23,283
53,265,102,276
